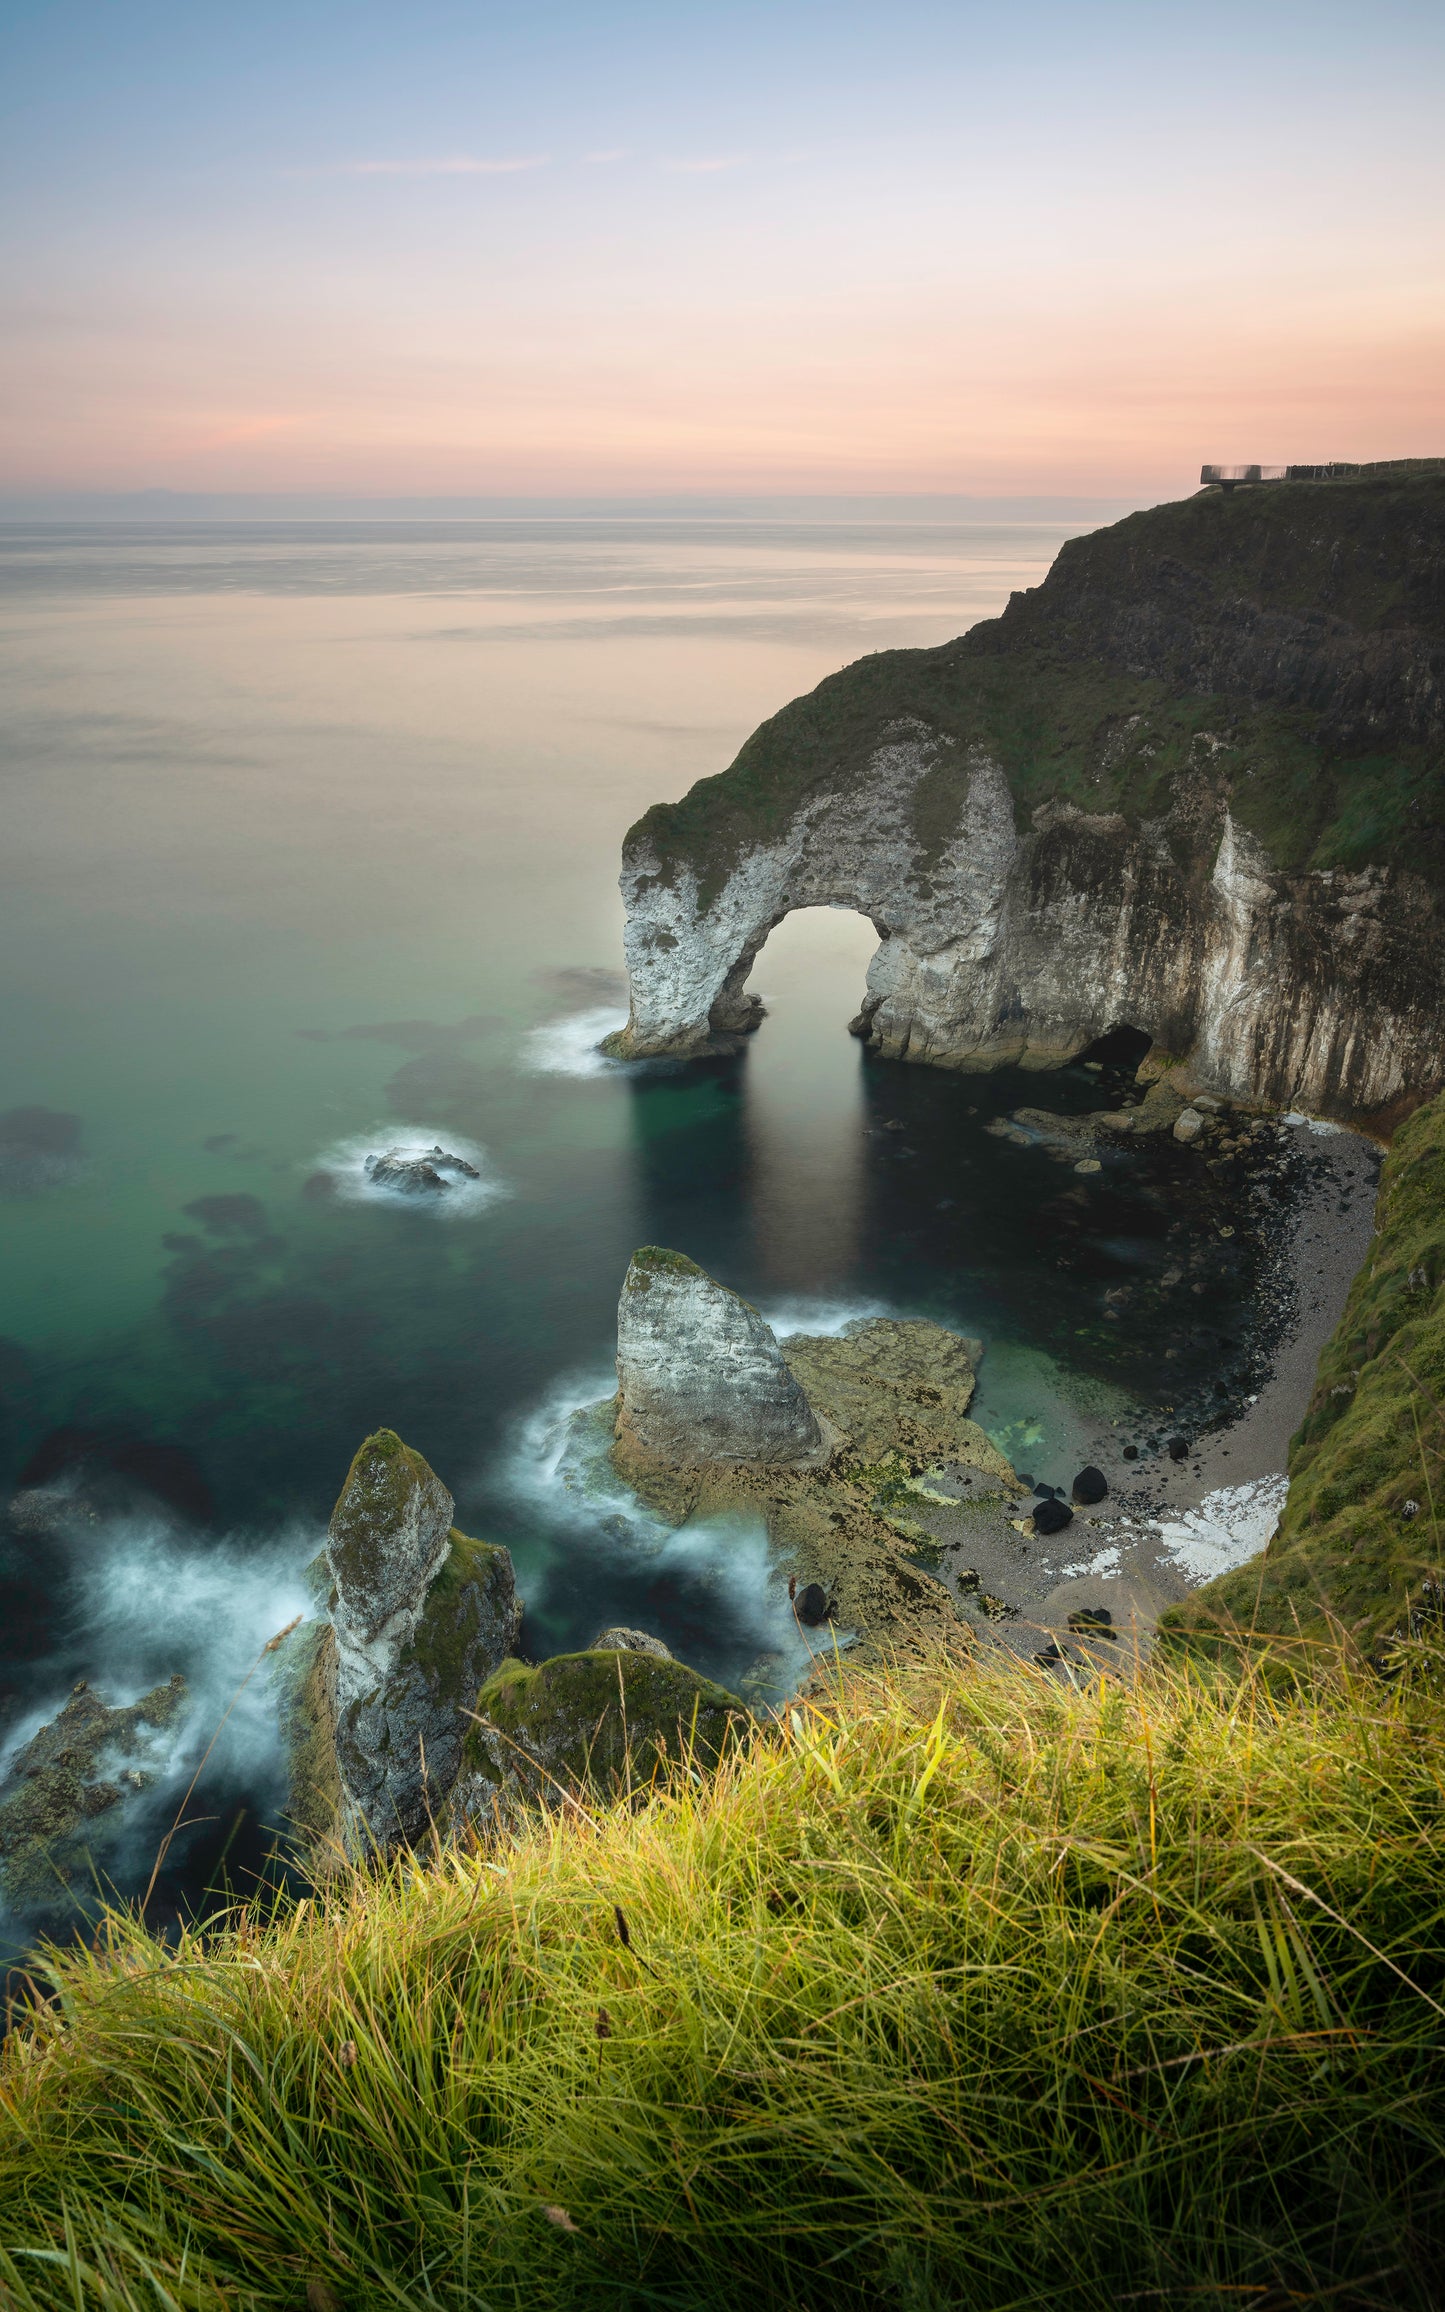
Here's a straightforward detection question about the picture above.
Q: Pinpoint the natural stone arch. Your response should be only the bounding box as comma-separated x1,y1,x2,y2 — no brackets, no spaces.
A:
607,709,1445,1120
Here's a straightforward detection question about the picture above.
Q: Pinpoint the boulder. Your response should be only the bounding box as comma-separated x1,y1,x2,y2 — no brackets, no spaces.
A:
316,1431,521,1852
1173,1107,1205,1144
615,1247,824,1465
590,1626,672,1659
1072,1465,1108,1504
1032,1496,1075,1535
453,1649,748,1829
793,1582,831,1626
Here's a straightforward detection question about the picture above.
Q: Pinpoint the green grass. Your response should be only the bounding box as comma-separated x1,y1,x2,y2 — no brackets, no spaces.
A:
3,1644,1444,2310
1165,1089,1445,1655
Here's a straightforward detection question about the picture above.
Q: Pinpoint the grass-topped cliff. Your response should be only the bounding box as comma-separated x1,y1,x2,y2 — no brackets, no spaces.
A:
2,1647,1444,2310
1165,1088,1445,1657
626,474,1445,907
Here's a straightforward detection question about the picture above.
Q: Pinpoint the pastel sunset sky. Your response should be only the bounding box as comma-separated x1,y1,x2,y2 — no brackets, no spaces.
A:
3,0,1442,498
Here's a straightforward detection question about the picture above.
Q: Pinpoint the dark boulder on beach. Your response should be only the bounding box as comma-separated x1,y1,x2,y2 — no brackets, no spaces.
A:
1073,1465,1108,1504
1032,1497,1074,1535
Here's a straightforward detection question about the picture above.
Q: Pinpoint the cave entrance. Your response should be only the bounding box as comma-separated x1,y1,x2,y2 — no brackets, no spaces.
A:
739,907,881,1292
1075,1023,1153,1070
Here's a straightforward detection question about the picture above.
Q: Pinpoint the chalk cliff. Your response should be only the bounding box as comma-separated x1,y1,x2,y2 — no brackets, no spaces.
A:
608,473,1445,1125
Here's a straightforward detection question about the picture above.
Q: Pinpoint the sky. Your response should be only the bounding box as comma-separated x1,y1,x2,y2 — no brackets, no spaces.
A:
2,0,1442,500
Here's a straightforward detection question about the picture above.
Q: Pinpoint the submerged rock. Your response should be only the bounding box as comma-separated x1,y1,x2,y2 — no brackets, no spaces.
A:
0,1674,188,1910
615,1246,824,1466
302,1431,521,1854
364,1145,481,1195
452,1649,748,1829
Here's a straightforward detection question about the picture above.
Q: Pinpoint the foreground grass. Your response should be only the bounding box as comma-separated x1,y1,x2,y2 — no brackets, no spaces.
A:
2,1650,1443,2312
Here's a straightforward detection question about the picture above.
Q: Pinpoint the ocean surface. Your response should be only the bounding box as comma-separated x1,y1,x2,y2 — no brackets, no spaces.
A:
0,511,1274,1935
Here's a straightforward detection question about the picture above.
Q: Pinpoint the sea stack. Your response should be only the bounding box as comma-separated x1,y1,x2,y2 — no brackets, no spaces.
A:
320,1430,521,1848
615,1246,824,1465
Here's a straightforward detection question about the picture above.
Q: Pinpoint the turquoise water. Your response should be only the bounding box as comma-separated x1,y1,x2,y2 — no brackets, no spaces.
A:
0,515,1273,1927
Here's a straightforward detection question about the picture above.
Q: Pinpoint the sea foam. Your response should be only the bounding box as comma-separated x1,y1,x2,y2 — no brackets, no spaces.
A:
519,1006,630,1078
311,1126,507,1218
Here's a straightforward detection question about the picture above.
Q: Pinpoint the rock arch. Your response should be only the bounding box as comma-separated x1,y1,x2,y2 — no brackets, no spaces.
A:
606,719,1444,1120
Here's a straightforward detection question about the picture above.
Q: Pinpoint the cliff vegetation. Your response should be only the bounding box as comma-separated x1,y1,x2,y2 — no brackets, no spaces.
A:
626,475,1445,907
2,1647,1444,2309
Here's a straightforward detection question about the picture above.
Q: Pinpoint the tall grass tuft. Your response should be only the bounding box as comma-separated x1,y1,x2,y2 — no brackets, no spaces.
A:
2,1643,1443,2310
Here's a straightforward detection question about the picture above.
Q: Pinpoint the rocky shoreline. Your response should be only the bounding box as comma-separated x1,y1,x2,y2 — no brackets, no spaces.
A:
891,1113,1382,1672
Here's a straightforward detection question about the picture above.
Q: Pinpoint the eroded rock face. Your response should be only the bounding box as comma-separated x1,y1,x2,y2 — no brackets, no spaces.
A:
615,1247,824,1465
781,1318,990,1470
607,477,1445,1124
319,1431,521,1851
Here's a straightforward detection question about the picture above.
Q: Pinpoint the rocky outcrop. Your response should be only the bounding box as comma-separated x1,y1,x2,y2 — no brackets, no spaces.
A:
616,1247,825,1465
607,1252,1020,1664
311,1431,522,1852
364,1146,480,1195
0,1674,188,1911
608,475,1445,1126
450,1650,748,1829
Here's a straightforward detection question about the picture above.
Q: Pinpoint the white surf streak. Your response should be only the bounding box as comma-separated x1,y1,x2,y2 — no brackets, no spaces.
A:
498,1375,820,1691
763,1296,890,1339
519,1007,630,1077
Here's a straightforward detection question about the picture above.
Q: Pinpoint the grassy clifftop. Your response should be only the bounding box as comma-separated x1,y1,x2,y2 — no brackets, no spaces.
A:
627,475,1445,904
2,1649,1444,2308
1165,1090,1445,1655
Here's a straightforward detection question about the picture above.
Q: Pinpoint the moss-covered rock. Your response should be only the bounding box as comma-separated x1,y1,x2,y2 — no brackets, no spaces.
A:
1162,1088,1445,1654
284,1428,525,1858
325,1428,454,1646
452,1649,748,1827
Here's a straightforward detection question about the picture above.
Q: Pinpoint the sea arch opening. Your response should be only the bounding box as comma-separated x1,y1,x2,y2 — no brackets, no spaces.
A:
736,906,883,1294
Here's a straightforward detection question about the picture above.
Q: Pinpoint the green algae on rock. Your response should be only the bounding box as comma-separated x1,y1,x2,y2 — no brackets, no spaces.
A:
325,1428,454,1646
452,1648,749,1828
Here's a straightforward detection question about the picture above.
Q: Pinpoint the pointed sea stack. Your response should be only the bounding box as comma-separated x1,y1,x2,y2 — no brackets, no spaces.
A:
615,1246,824,1465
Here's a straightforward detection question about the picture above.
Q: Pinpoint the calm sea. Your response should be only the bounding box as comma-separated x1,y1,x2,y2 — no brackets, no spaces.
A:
0,512,1262,1933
